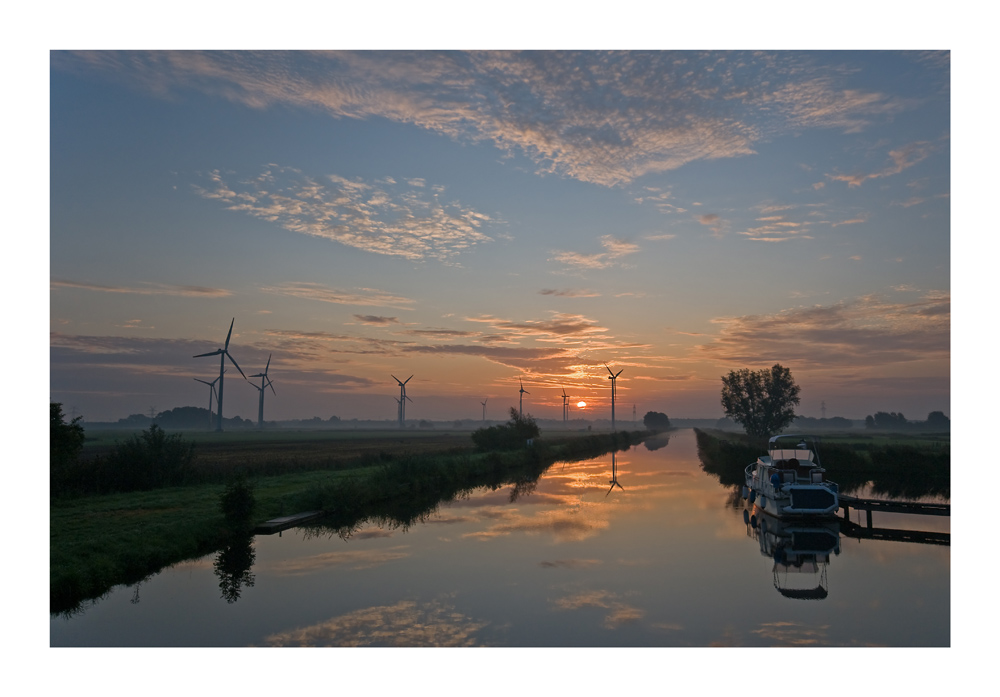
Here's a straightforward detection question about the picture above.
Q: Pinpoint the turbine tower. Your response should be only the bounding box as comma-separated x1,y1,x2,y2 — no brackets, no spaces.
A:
605,363,624,431
248,353,276,429
519,378,529,417
562,389,570,422
392,374,413,429
481,397,488,422
193,371,223,430
193,318,247,432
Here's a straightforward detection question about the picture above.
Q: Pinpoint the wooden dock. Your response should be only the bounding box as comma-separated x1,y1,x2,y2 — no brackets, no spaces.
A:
838,495,949,546
254,511,326,535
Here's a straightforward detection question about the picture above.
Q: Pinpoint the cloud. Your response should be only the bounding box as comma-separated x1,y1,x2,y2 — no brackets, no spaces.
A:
826,141,933,187
697,293,950,369
51,279,232,297
539,288,601,298
54,51,926,188
552,589,645,629
353,315,399,325
195,167,498,262
260,282,415,309
552,235,640,270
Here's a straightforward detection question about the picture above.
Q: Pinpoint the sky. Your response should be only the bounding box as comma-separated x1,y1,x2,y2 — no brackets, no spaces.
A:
48,49,952,423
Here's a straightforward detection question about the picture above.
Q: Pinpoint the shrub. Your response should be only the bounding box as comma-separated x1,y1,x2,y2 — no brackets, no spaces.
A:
220,473,256,531
51,403,85,471
101,424,195,491
471,408,541,451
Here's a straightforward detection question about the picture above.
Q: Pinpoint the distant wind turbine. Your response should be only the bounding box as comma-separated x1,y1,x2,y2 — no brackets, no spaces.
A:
481,397,488,422
193,318,247,432
392,374,413,428
193,371,224,430
519,378,529,417
605,363,624,431
561,389,570,422
248,353,276,429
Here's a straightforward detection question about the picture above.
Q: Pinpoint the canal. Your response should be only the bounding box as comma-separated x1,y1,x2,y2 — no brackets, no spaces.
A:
50,429,950,646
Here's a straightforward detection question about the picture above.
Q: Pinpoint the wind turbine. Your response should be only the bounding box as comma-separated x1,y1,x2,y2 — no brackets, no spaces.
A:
605,363,624,431
561,389,570,422
193,318,247,432
481,397,488,422
392,374,413,428
519,378,529,417
193,371,224,430
248,353,276,429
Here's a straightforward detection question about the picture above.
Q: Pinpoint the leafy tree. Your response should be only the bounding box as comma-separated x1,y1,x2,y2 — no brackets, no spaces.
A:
642,411,671,432
720,364,800,439
925,411,950,430
51,403,85,470
471,407,540,451
869,411,909,430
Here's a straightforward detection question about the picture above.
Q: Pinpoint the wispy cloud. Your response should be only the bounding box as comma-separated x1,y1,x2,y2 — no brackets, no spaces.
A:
552,235,640,270
260,282,415,309
352,315,399,325
55,51,930,188
697,293,950,369
826,141,933,187
539,288,601,298
194,167,498,262
51,279,232,297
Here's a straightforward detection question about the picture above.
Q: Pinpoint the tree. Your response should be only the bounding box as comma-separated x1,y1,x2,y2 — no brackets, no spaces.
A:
720,364,800,439
642,411,671,432
51,403,85,470
925,411,950,430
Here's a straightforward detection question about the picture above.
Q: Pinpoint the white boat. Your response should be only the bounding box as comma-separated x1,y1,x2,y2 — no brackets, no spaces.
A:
743,435,839,518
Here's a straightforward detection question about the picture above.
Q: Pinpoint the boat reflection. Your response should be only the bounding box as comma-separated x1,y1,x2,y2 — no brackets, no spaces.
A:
743,505,840,600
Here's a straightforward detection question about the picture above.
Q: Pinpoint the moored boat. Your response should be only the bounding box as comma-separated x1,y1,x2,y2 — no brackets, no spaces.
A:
743,435,839,518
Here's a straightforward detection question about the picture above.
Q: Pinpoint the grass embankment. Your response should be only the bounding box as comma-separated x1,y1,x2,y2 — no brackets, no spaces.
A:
693,428,950,499
51,429,649,615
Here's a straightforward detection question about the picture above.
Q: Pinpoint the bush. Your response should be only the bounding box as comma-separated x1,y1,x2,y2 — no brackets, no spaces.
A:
100,424,195,491
220,473,256,531
471,408,541,451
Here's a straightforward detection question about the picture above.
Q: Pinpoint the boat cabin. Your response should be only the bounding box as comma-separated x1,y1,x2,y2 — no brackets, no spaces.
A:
762,437,826,484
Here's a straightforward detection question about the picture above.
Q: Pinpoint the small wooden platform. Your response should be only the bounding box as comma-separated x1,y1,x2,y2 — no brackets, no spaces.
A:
254,511,325,535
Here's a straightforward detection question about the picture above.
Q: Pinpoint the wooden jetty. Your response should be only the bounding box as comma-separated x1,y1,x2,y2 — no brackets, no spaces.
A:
254,511,325,535
838,494,949,547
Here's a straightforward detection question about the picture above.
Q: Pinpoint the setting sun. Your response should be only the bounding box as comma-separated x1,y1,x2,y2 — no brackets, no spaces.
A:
577,401,587,408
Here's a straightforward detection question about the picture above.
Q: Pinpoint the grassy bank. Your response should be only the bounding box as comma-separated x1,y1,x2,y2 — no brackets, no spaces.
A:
694,428,950,499
51,429,650,614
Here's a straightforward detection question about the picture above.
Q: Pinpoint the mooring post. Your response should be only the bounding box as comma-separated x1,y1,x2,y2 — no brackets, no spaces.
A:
866,509,873,528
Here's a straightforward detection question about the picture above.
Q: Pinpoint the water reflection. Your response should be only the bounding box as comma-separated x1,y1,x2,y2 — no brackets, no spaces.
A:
213,536,256,603
607,451,624,495
743,506,840,601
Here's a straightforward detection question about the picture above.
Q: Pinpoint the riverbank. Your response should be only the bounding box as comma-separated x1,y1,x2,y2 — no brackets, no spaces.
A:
51,429,652,614
693,428,950,498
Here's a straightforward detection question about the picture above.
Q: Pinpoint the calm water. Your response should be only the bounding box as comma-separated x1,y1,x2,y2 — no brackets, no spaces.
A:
50,429,950,646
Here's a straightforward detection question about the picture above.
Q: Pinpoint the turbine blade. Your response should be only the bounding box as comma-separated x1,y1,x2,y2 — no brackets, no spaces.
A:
226,352,247,379
265,353,272,373
268,380,276,396
404,375,413,384
193,349,222,358
605,363,614,376
194,378,211,386
391,374,400,384
615,369,624,377
224,318,235,349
